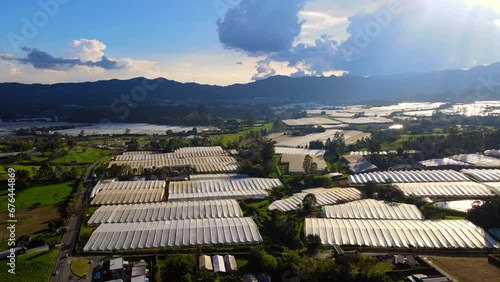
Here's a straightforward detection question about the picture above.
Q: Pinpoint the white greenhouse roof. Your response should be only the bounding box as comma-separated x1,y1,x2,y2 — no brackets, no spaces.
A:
348,170,469,186
91,180,165,198
484,149,500,158
110,159,238,173
123,151,156,155
450,154,500,168
90,189,165,205
88,200,243,225
168,178,281,201
321,199,424,220
275,147,326,156
461,169,500,182
393,182,496,197
83,217,263,251
189,174,249,180
268,188,361,212
281,154,327,174
419,158,469,168
304,218,500,249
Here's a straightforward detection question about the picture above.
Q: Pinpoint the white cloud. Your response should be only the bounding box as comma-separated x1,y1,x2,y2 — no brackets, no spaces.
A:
65,38,107,62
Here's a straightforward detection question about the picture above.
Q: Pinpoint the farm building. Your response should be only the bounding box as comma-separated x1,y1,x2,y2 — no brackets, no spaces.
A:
275,147,326,156
450,154,500,168
223,255,238,272
110,147,239,173
342,155,377,174
90,189,165,205
199,255,213,271
280,154,327,174
88,200,244,225
348,170,469,186
90,180,166,198
484,149,500,158
83,217,263,251
393,182,496,197
167,178,282,201
212,255,226,273
321,199,424,220
268,188,361,212
304,218,500,249
419,158,469,169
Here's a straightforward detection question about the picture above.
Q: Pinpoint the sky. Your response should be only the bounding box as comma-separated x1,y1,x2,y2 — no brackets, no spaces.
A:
0,0,500,85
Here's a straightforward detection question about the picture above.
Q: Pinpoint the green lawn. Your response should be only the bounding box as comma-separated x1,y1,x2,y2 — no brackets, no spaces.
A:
50,146,113,164
0,249,59,281
71,258,89,277
0,181,75,209
372,261,393,273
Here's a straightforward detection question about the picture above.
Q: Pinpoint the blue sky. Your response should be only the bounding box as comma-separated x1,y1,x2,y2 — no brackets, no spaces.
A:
1,0,500,85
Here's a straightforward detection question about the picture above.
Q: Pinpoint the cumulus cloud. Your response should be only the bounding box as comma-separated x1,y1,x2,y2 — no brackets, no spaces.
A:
0,47,123,71
224,0,500,79
66,38,107,62
251,58,276,80
217,0,306,55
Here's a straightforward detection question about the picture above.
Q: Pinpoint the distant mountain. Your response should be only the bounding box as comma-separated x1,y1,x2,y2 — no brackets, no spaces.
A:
1,62,500,114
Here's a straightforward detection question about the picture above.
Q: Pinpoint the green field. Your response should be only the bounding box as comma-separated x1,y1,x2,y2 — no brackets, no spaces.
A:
0,164,41,181
381,133,449,151
212,124,272,146
0,181,75,209
0,249,59,282
50,146,113,164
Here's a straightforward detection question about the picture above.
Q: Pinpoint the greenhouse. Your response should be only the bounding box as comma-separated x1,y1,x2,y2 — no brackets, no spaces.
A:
461,169,500,182
348,170,470,186
268,188,361,212
91,180,165,198
275,147,326,156
321,199,424,220
88,200,244,225
304,218,500,249
83,217,263,251
90,189,165,205
167,178,281,201
393,182,496,197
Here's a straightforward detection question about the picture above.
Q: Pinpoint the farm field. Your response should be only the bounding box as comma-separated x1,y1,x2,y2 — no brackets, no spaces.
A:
0,249,59,281
429,256,500,282
50,145,113,164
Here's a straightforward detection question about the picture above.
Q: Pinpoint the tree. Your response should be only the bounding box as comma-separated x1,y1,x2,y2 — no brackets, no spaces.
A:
305,234,322,253
303,155,318,175
159,254,195,282
248,249,278,273
48,221,56,230
467,199,500,229
302,193,317,213
125,128,131,134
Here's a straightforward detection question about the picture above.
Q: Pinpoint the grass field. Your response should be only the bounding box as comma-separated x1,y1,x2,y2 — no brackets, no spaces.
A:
429,256,500,282
50,146,113,164
71,258,90,277
0,164,41,181
0,181,75,209
0,249,59,282
212,124,272,146
381,133,450,151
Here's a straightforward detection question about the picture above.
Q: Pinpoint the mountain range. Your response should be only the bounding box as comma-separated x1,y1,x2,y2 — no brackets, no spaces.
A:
1,62,500,116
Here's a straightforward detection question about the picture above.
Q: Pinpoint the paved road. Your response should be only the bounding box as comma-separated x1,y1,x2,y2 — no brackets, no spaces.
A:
50,159,101,282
